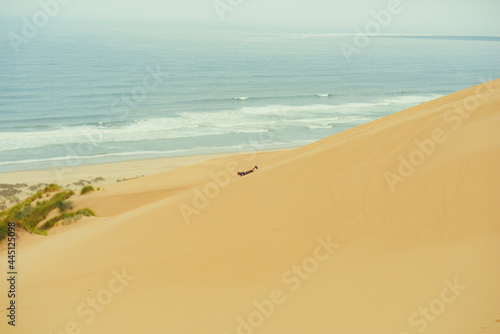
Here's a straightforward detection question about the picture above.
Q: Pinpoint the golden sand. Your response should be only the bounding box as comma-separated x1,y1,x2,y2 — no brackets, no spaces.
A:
1,79,499,334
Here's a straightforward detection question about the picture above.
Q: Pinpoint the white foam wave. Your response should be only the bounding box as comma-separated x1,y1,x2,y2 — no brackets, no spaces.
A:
0,119,269,151
308,125,332,129
382,94,442,105
1,96,436,152
237,104,362,116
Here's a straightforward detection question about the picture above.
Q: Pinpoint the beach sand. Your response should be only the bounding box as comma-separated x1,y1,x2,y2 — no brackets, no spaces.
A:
0,150,287,191
1,79,499,334
0,150,290,210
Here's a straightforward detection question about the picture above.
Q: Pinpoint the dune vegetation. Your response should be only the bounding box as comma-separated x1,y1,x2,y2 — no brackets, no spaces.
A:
0,184,96,241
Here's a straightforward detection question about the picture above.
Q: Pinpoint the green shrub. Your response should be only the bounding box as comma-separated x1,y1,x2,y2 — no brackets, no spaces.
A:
40,208,96,230
58,200,74,213
15,204,33,220
44,184,61,192
80,208,96,216
0,189,75,241
27,226,47,236
80,186,95,195
19,191,73,230
0,186,96,242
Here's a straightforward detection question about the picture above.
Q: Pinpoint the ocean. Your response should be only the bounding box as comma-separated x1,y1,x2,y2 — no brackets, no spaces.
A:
1,18,499,173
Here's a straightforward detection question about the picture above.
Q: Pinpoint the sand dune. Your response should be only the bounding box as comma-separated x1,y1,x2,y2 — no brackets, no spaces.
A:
1,79,499,334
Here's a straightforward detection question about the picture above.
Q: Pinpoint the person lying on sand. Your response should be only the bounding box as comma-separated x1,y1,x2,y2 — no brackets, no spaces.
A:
237,166,258,177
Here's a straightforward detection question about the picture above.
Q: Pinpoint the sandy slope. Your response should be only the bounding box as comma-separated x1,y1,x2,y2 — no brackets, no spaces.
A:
1,80,499,334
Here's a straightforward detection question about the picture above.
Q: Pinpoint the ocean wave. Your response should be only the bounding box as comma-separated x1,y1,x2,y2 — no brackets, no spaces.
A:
0,95,436,152
236,104,356,116
308,125,333,129
0,119,271,151
182,91,439,107
381,94,442,105
187,93,333,105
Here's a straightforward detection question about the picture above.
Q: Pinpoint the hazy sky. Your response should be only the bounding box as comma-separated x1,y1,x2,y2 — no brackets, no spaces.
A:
1,0,499,35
